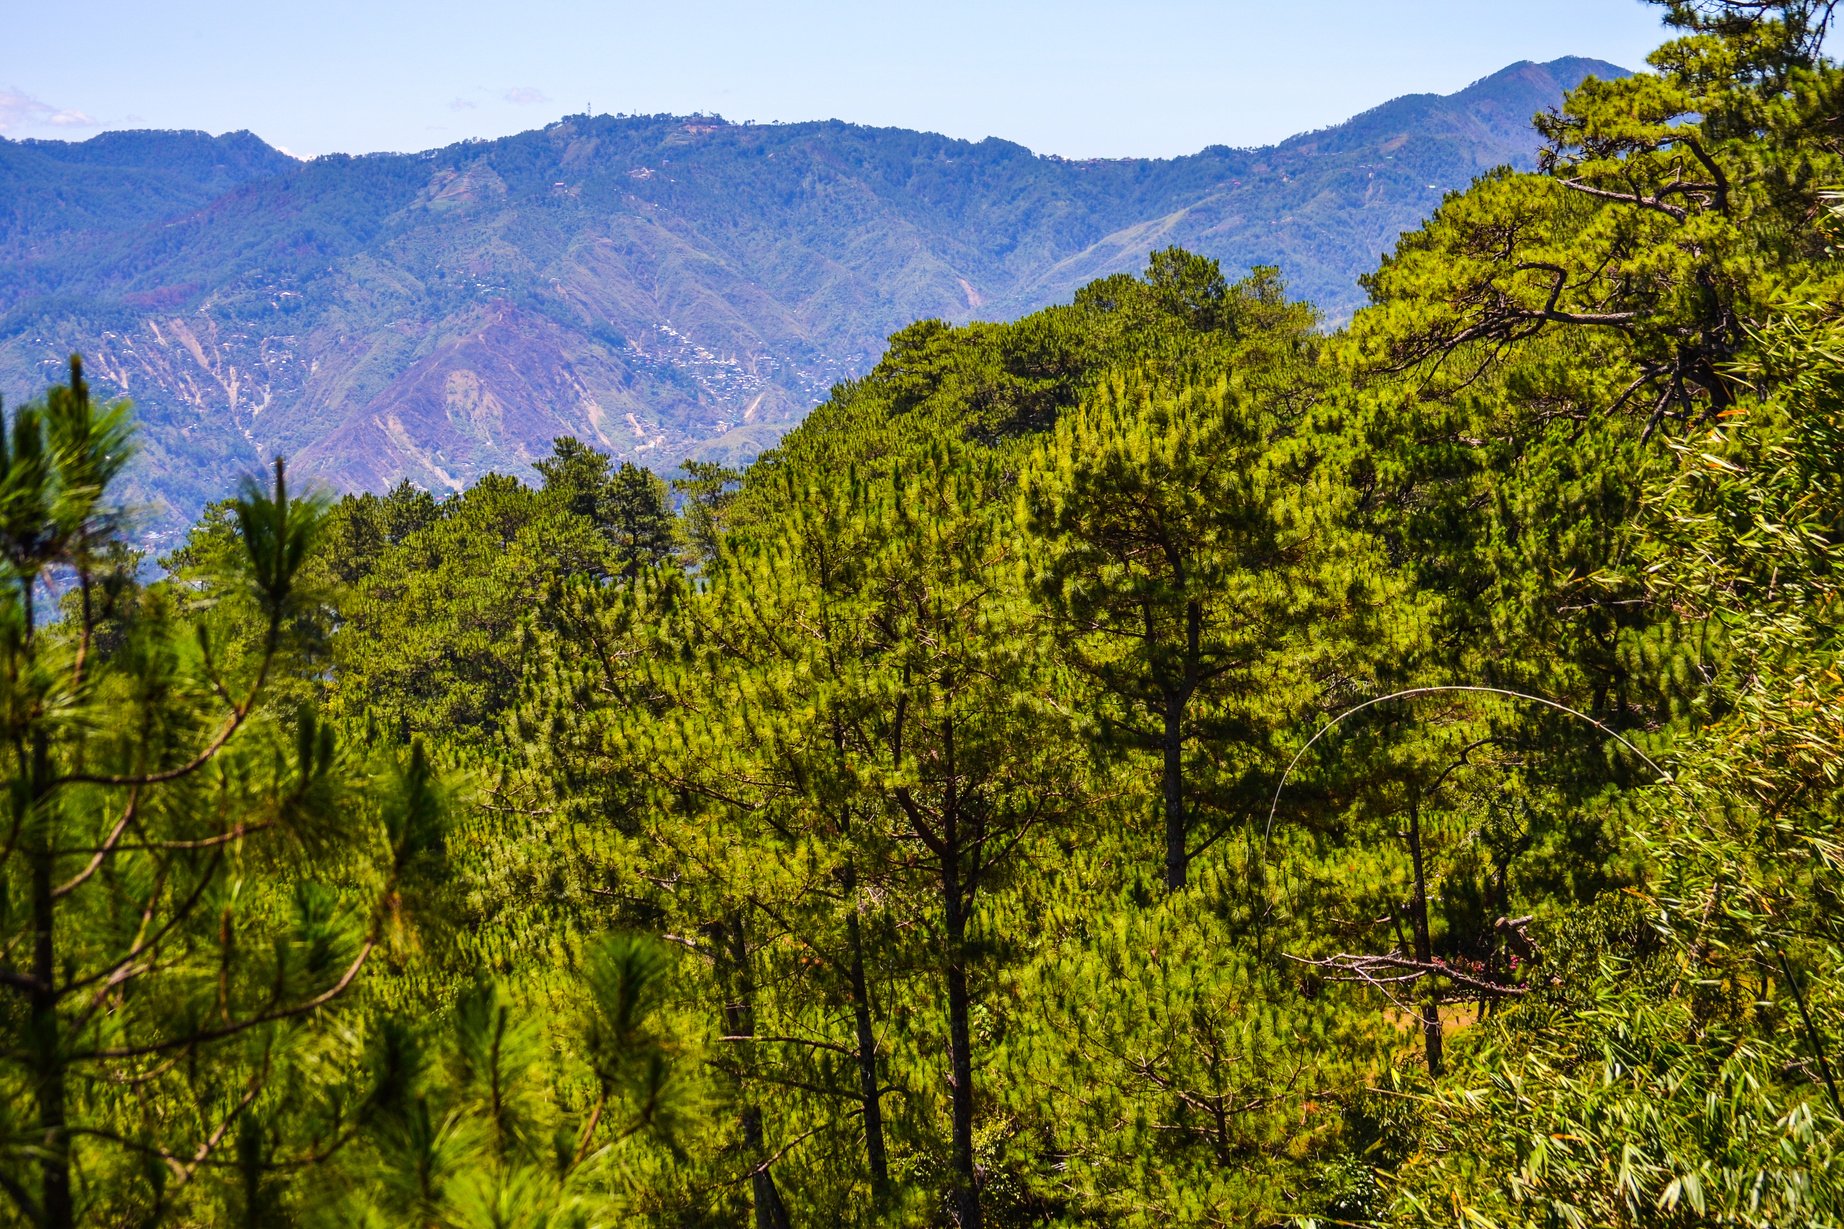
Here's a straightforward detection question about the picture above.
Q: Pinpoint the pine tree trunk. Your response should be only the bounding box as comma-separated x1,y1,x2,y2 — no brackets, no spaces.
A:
27,714,71,1229
720,917,791,1229
843,862,890,1200
742,1107,791,1229
1162,697,1186,892
31,850,70,1229
1162,599,1202,893
942,860,981,1229
1407,788,1443,1078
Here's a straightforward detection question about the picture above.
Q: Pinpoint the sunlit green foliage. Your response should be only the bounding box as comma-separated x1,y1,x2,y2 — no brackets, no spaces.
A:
11,4,1844,1225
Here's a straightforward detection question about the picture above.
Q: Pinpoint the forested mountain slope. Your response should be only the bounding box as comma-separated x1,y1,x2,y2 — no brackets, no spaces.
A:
7,3,1844,1224
0,57,1621,538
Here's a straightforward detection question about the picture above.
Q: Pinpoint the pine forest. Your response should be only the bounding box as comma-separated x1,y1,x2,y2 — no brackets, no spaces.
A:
6,2,1844,1224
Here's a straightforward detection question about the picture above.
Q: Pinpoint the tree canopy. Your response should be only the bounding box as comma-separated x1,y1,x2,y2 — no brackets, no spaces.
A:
9,4,1844,1224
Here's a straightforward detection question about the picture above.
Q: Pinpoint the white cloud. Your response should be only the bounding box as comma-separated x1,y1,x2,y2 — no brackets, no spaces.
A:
448,97,478,111
0,86,98,134
503,87,549,106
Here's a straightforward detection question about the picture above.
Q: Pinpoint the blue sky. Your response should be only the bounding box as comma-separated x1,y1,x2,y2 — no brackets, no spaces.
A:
3,1,1670,159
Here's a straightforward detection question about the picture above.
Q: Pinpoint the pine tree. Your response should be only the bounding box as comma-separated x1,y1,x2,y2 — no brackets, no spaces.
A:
0,361,441,1227
1023,268,1386,890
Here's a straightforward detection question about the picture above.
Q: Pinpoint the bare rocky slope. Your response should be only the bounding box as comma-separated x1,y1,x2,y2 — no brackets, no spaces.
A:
0,57,1624,540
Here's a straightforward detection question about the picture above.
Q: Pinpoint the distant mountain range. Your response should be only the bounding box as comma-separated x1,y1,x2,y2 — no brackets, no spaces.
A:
0,56,1626,539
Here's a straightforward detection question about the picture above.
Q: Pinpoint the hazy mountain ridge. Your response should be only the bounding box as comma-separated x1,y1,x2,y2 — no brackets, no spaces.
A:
0,57,1626,538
